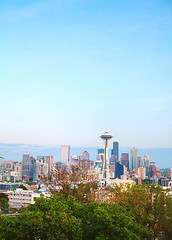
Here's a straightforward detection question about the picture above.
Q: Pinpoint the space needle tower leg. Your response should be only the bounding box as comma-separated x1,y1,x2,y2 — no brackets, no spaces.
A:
100,132,113,185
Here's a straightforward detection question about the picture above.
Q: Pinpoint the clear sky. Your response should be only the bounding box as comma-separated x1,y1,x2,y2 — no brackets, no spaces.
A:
0,0,172,149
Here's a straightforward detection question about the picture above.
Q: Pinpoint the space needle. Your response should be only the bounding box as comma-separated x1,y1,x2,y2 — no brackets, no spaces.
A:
100,132,113,185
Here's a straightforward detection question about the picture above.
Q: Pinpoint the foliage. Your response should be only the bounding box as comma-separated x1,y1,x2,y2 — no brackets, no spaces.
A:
109,183,172,240
0,193,9,208
1,164,171,240
41,164,98,202
26,181,37,185
0,194,152,240
0,198,9,209
0,193,9,201
19,184,27,190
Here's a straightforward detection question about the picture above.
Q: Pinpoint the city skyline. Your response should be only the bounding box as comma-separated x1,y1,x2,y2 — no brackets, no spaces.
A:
0,142,171,169
0,139,166,182
0,0,172,148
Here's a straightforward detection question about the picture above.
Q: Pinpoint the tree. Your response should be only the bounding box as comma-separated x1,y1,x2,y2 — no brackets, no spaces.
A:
40,164,98,202
0,193,9,208
0,194,152,240
19,184,27,190
109,183,172,240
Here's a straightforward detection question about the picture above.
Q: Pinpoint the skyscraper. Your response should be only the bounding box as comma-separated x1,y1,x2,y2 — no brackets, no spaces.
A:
61,145,70,165
143,154,150,176
45,155,53,174
80,151,89,161
112,142,119,161
0,157,5,175
137,155,142,168
130,147,138,171
115,162,124,179
120,153,129,171
22,153,31,181
138,167,146,180
98,149,104,154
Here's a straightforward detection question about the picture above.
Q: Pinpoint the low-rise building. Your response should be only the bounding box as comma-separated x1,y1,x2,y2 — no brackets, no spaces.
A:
7,188,41,206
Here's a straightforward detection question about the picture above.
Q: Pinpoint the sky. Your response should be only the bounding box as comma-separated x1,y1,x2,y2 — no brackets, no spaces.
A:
0,0,172,150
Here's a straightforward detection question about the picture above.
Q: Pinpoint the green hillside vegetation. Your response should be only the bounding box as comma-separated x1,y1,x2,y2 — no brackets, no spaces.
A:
0,194,152,240
0,165,171,240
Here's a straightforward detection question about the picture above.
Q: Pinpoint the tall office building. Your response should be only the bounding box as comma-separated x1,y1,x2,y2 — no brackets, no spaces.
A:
0,157,5,175
22,153,31,181
110,155,118,164
137,155,142,168
143,154,149,166
115,162,124,179
168,168,172,179
112,142,119,161
96,149,104,172
97,149,104,164
4,161,16,172
120,153,129,171
143,154,150,176
98,149,104,154
80,151,89,161
61,145,70,165
14,162,22,181
33,160,41,181
29,156,35,181
138,167,146,180
130,147,138,171
45,155,53,174
71,155,79,165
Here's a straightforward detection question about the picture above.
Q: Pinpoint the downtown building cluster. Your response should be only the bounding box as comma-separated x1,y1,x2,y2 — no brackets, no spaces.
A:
0,154,53,182
0,137,172,210
60,142,172,187
0,142,171,186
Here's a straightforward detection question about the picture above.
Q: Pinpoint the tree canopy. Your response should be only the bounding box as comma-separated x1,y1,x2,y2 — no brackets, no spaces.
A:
0,194,152,240
0,164,171,240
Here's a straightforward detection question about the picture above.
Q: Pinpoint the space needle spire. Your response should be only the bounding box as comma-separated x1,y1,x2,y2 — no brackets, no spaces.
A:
100,132,113,185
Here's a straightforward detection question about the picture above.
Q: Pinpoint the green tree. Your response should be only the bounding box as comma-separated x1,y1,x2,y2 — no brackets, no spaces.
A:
19,184,28,190
110,183,172,240
0,194,152,240
0,193,9,208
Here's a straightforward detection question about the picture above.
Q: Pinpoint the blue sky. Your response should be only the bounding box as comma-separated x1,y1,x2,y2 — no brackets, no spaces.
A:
0,0,172,149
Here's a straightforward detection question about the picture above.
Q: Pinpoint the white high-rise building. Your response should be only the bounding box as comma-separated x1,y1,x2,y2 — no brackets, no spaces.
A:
138,167,146,180
130,147,138,171
45,155,53,174
61,145,70,165
71,155,79,165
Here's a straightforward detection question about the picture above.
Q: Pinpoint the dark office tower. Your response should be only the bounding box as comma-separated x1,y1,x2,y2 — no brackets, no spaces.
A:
120,153,129,171
115,162,124,179
29,156,35,181
112,142,119,161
